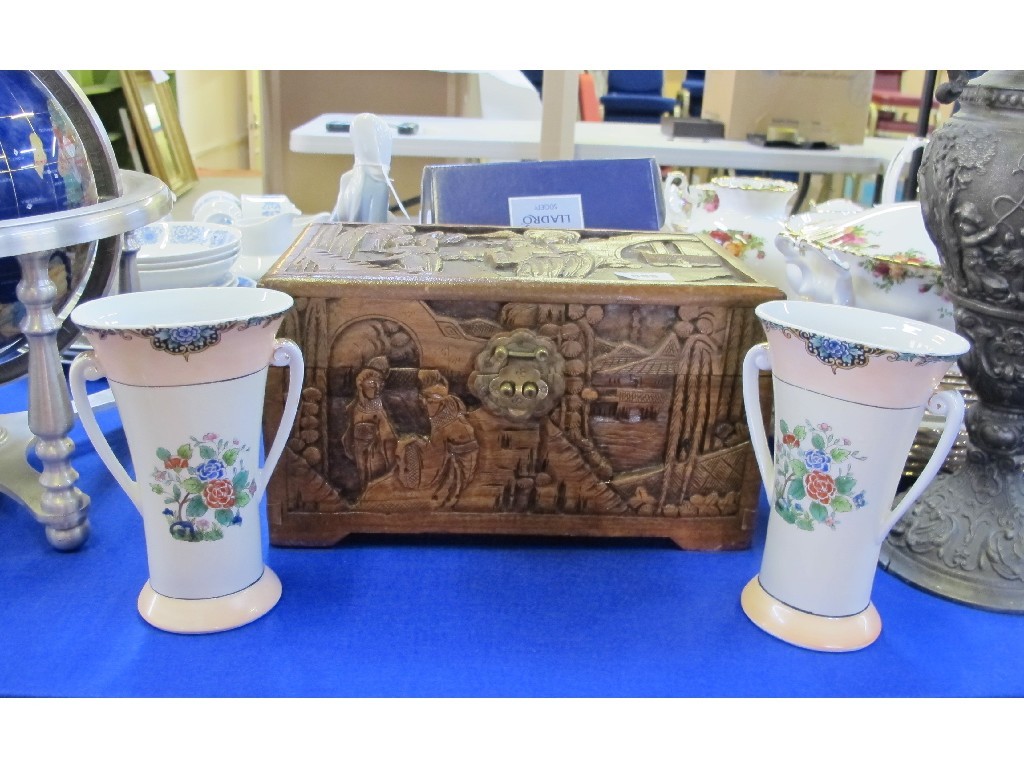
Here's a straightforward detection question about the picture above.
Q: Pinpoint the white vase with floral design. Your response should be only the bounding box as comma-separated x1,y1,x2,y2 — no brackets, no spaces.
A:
741,300,968,651
68,287,304,634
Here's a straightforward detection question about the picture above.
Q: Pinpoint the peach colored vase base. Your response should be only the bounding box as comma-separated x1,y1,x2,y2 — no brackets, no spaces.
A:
740,576,882,652
136,567,283,634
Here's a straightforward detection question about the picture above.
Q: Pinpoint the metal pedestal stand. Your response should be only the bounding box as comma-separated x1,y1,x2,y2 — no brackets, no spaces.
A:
0,170,171,549
879,71,1024,612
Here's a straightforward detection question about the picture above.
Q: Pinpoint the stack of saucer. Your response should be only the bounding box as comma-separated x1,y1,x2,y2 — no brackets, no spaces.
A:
129,222,242,291
192,190,329,281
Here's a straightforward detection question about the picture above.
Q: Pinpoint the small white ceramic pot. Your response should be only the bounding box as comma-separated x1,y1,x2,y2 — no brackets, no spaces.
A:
68,287,304,634
741,300,968,651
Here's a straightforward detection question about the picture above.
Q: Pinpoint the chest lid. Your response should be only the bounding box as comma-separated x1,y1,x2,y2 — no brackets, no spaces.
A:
261,222,782,306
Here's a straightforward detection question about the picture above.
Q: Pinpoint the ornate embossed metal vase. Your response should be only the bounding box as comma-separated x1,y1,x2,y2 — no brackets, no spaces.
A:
68,287,303,633
879,70,1024,612
741,301,968,651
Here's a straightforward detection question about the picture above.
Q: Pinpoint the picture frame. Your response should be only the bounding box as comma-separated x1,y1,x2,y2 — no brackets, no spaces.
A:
119,70,198,196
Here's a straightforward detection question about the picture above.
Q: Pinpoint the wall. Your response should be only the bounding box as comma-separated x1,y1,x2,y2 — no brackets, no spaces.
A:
176,70,250,171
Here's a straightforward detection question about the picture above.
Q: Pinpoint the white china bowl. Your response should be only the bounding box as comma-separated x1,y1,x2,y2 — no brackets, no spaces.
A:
235,213,299,258
191,189,241,211
232,212,329,280
233,253,282,282
240,193,300,220
778,202,953,329
129,222,242,265
137,245,241,273
137,248,240,291
237,211,328,258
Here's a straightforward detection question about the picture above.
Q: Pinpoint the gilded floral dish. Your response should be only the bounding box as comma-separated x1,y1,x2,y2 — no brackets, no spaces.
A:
778,202,953,329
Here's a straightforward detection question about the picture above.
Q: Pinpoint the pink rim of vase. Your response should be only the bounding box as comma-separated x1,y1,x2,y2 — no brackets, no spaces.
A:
71,286,293,331
754,300,969,362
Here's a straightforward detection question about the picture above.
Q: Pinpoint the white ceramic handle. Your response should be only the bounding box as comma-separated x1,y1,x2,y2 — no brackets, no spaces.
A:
775,232,820,301
781,233,855,307
877,388,965,542
254,339,304,500
742,344,775,504
822,247,856,306
880,136,929,205
663,170,689,197
68,351,143,512
662,171,691,230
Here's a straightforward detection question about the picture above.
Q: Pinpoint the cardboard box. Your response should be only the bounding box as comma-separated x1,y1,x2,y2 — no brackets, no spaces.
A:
701,70,874,145
260,221,783,549
420,158,665,232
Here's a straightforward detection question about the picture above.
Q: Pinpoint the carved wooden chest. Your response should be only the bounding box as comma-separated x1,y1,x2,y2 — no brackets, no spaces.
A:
260,222,782,549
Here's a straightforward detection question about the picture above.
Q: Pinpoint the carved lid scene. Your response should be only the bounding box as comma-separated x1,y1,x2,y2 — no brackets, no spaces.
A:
273,222,759,287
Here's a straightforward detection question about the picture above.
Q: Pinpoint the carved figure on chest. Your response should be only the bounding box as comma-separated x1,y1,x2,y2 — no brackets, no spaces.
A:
397,369,480,506
341,357,397,490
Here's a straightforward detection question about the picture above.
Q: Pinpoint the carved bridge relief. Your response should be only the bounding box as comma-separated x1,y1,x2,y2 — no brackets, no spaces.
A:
278,292,756,519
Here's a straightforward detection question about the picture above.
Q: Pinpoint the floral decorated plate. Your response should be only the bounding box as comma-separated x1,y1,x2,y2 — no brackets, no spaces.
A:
787,202,940,270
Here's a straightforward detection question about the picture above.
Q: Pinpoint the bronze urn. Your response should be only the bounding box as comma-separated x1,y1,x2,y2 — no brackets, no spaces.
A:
880,70,1024,612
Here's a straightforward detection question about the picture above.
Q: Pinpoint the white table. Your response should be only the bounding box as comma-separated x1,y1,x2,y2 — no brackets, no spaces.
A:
289,112,908,177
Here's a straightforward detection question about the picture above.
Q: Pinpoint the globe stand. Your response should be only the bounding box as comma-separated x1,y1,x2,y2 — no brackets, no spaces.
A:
0,170,171,549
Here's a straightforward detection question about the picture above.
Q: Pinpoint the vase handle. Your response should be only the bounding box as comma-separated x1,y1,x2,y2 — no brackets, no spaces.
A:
254,339,304,500
662,171,691,231
775,232,837,302
742,343,775,505
880,136,929,205
877,389,965,542
68,351,143,512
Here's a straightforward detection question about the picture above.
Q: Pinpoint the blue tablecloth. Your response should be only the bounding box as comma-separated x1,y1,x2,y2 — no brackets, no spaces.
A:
1,375,1021,697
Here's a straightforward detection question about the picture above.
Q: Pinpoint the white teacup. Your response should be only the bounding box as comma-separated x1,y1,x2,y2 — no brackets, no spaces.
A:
191,191,243,225
193,199,243,226
240,194,300,220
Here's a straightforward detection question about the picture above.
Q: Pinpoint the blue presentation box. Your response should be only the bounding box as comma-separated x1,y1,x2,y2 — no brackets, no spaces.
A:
420,157,665,231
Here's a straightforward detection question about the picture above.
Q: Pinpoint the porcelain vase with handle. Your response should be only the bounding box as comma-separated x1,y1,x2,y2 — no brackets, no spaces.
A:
740,300,968,651
68,287,304,634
